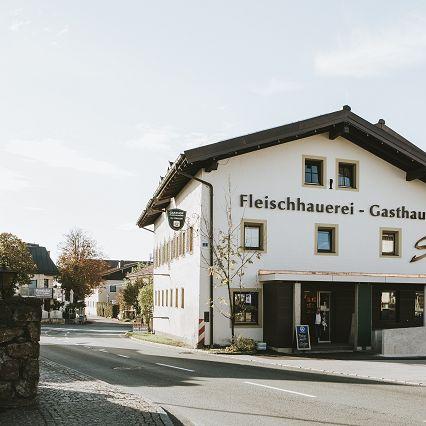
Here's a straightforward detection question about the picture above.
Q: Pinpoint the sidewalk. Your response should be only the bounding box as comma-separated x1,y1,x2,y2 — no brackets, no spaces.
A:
0,358,172,426
220,352,426,386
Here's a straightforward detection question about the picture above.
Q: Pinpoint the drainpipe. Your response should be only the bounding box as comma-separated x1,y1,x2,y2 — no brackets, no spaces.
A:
178,171,214,347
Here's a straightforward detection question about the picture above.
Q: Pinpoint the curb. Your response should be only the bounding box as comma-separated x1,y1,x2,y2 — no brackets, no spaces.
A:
125,335,425,388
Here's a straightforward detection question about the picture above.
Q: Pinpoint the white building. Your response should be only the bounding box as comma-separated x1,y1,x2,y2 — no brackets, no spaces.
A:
85,260,140,317
137,106,426,354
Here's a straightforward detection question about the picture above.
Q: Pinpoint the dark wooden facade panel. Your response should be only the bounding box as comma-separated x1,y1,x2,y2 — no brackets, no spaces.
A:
263,283,293,348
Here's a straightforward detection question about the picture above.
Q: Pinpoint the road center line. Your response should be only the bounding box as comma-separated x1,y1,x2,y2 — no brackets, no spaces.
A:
116,354,129,358
244,381,316,398
156,363,194,372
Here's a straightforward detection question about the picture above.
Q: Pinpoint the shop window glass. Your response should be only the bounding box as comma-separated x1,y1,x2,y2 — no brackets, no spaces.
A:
233,291,259,325
415,292,424,320
305,159,323,185
338,162,356,188
380,291,398,321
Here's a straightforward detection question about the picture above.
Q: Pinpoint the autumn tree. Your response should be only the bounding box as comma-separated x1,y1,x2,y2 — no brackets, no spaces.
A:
119,279,145,315
57,229,108,301
137,277,153,331
0,233,36,297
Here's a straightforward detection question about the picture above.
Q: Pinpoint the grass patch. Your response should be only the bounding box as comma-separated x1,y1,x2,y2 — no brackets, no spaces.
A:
126,332,187,347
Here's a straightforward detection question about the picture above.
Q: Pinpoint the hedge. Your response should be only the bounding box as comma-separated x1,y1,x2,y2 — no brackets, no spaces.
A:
96,302,119,318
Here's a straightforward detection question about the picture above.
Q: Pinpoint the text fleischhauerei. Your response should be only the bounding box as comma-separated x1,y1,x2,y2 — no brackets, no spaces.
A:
239,194,426,220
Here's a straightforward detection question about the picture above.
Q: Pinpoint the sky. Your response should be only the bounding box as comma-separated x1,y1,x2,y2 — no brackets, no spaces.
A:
1,1,426,262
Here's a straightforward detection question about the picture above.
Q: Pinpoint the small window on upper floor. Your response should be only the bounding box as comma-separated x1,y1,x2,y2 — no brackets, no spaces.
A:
380,228,401,257
337,160,358,190
109,285,117,293
242,220,267,251
315,224,338,255
303,156,325,187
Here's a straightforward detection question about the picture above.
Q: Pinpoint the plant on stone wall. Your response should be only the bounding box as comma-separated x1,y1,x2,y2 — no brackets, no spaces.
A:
199,181,262,342
0,232,37,297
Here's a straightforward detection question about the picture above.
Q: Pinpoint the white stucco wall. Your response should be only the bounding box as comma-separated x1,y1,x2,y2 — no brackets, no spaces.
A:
153,178,204,346
152,133,426,347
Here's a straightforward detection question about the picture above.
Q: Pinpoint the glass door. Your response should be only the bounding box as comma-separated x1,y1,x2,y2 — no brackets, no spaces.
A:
317,291,331,343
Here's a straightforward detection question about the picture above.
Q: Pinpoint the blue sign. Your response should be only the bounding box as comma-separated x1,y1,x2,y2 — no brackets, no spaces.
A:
295,324,311,350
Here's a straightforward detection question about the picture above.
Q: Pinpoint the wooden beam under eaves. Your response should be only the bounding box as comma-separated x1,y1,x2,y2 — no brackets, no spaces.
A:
406,166,426,181
329,124,350,140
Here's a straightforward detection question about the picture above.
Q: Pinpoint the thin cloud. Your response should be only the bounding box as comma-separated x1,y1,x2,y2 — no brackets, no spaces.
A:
9,19,31,32
315,17,426,78
252,78,302,96
126,124,226,157
0,168,31,192
4,139,135,177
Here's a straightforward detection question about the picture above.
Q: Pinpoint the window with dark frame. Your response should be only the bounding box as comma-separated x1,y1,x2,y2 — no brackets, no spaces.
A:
233,291,259,324
338,162,356,188
381,230,399,256
317,227,335,253
109,285,117,293
304,159,323,185
243,223,263,250
380,290,398,321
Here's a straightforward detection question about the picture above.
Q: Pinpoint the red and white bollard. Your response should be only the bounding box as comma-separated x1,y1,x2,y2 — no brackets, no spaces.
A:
197,319,205,348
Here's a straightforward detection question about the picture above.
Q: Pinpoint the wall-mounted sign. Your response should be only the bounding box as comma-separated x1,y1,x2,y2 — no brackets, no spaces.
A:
295,325,311,350
410,236,426,263
167,208,186,231
35,288,53,299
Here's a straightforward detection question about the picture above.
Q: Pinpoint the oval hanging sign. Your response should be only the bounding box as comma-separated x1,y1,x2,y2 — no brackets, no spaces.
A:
167,208,186,231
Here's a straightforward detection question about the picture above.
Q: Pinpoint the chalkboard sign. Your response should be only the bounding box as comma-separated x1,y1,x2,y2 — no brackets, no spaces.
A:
295,325,311,350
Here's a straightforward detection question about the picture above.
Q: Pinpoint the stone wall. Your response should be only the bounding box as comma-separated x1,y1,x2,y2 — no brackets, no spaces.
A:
0,297,42,408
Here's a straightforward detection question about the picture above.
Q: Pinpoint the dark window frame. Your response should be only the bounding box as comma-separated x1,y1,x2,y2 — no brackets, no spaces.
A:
243,222,264,251
304,159,324,186
338,162,356,188
233,291,259,325
316,226,336,254
381,229,400,257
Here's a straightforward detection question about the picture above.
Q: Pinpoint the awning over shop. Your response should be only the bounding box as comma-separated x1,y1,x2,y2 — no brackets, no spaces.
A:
258,269,426,284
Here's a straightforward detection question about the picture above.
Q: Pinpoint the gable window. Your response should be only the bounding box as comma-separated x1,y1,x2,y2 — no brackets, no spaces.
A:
315,224,338,255
380,290,398,321
242,220,266,251
380,229,401,257
109,285,117,293
337,160,358,190
303,156,325,187
233,291,259,325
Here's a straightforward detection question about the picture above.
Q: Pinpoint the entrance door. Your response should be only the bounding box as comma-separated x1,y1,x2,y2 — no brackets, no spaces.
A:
318,291,331,342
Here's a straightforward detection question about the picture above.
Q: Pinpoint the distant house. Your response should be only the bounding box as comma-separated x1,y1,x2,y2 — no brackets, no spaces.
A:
19,243,59,299
85,260,142,317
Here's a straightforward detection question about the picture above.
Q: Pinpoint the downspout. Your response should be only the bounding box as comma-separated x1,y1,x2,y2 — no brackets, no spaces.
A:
178,171,214,347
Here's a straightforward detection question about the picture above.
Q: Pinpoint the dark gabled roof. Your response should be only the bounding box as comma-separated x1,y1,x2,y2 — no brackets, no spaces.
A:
26,243,58,276
101,260,150,280
137,106,426,228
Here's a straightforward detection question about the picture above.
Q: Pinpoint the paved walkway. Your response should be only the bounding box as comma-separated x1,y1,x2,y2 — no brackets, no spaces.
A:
224,352,426,386
0,358,172,426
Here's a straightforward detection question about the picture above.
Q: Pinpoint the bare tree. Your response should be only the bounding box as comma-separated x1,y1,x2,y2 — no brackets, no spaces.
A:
199,182,262,342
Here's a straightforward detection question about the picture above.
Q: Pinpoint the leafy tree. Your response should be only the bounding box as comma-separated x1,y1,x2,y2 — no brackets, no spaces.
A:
57,229,108,301
119,278,145,315
0,232,36,297
137,277,153,331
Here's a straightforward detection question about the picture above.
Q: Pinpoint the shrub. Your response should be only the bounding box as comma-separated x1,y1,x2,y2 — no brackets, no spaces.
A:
225,335,256,353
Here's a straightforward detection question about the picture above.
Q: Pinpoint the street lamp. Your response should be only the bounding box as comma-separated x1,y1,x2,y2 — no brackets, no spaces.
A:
0,265,18,299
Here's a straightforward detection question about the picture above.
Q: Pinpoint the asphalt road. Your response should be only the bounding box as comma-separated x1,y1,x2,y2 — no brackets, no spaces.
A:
40,319,426,425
